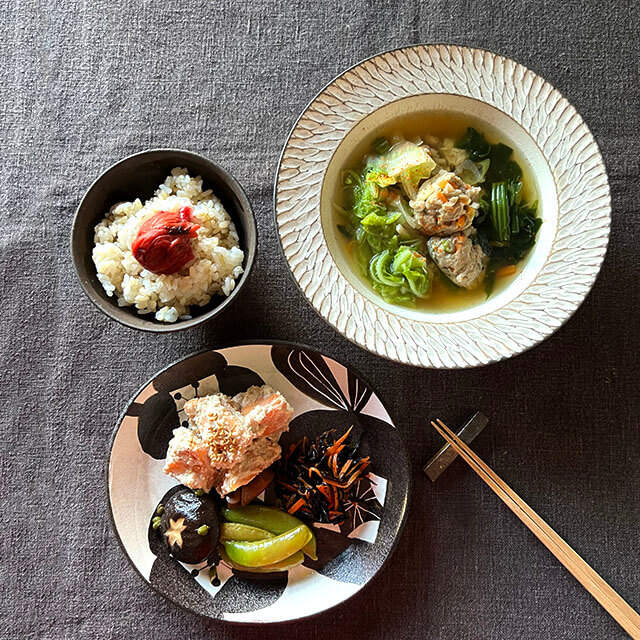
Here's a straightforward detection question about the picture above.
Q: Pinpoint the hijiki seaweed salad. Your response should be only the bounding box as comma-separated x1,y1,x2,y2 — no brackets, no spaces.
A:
336,126,542,308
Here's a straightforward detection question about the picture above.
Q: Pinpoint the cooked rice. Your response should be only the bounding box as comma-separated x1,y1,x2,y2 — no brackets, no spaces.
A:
92,168,244,322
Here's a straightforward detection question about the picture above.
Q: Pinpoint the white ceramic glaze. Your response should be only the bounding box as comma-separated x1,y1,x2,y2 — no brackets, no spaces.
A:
274,45,611,368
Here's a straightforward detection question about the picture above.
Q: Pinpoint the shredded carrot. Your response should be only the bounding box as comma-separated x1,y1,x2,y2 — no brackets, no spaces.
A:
331,453,339,477
437,191,448,203
347,459,369,480
308,467,324,481
288,497,306,514
438,179,448,189
339,459,353,478
343,473,362,489
456,215,467,229
325,425,353,457
497,264,517,277
324,478,352,489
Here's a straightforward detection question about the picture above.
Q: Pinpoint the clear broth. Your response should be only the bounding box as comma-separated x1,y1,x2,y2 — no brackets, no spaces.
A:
335,111,539,313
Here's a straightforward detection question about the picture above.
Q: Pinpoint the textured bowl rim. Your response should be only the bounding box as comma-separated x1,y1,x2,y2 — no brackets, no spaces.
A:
105,339,411,625
71,148,257,333
273,44,611,368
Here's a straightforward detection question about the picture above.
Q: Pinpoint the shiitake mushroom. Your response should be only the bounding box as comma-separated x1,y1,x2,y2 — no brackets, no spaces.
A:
157,488,220,564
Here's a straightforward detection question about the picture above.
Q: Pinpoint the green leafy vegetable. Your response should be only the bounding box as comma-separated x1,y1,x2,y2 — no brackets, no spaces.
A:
366,141,436,199
456,127,491,159
390,246,433,298
371,136,390,154
490,182,510,242
485,143,522,184
457,127,541,295
484,262,497,297
491,201,542,263
368,241,433,303
337,157,434,305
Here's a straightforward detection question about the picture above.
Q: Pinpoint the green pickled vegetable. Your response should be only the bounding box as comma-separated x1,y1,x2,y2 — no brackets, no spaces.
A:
302,533,317,562
222,524,311,567
220,523,274,542
222,505,317,560
219,546,304,573
222,505,304,534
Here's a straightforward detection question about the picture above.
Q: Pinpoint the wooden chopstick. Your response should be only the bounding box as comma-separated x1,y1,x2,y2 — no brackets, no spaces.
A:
431,419,640,640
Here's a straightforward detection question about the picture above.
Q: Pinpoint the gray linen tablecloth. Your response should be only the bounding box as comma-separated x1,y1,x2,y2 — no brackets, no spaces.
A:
2,1,639,638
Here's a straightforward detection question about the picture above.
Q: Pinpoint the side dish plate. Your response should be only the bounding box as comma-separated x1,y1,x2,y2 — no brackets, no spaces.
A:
274,45,611,367
107,342,410,623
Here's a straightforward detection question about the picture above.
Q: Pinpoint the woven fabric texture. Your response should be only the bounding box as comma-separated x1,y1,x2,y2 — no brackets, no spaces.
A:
1,1,638,638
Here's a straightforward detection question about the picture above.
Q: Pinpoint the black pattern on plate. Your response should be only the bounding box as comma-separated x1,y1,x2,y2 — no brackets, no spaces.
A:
132,351,264,460
271,344,372,412
211,574,287,614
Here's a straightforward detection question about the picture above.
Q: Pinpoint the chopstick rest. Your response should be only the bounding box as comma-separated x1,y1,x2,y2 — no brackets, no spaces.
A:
423,411,488,481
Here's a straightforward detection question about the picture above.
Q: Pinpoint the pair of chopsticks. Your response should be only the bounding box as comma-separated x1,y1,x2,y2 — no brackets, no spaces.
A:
431,419,640,639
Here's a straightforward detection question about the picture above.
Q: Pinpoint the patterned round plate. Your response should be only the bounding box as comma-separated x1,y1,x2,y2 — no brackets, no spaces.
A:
274,45,611,368
107,342,410,623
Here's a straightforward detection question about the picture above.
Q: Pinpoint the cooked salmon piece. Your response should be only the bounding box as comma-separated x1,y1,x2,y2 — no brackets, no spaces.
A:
163,385,294,495
183,394,254,469
215,438,282,496
232,385,294,438
163,427,220,492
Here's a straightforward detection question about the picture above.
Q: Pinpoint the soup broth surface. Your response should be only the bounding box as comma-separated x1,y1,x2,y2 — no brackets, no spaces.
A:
334,111,538,313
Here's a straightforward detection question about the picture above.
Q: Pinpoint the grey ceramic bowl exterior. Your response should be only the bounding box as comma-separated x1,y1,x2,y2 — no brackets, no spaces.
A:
72,149,257,332
274,45,611,368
